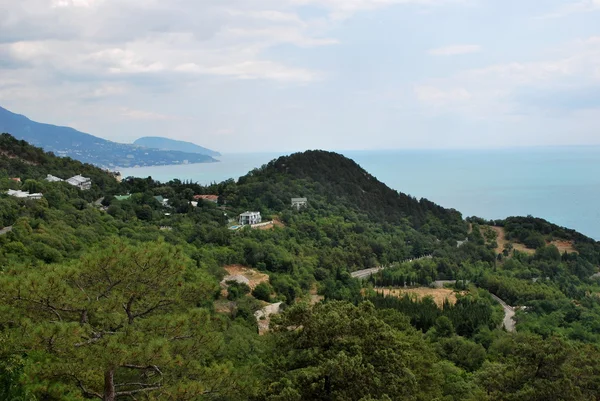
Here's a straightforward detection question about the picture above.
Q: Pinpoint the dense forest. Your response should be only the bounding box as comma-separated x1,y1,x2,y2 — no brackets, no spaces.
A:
1,133,600,400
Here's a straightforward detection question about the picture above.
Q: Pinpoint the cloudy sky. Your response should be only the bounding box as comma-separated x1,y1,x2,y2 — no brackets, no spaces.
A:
1,0,599,152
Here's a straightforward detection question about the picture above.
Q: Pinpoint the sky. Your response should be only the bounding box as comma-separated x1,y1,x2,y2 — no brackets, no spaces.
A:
0,0,599,153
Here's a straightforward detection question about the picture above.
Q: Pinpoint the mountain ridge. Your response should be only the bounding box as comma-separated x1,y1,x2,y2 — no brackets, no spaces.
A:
134,136,220,157
0,106,218,169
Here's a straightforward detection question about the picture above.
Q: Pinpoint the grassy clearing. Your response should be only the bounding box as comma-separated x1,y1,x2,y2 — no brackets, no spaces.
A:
223,265,270,289
374,287,460,308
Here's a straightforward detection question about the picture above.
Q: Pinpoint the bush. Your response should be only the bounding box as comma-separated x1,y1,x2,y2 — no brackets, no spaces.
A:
227,281,251,300
252,282,273,302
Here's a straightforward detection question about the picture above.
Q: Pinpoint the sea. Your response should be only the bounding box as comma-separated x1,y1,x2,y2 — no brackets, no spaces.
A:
120,147,600,241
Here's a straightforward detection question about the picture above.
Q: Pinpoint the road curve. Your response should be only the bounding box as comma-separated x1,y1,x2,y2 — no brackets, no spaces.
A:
490,294,516,332
350,255,433,279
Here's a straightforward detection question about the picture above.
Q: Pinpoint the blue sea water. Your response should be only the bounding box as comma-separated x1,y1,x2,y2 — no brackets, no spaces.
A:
121,147,600,240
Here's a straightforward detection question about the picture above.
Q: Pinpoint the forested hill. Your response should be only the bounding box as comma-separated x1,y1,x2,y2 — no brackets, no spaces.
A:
0,133,119,196
234,150,466,238
4,139,600,400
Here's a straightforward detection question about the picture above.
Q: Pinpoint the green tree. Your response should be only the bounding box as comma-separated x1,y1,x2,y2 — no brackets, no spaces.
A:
262,301,443,400
0,239,253,401
252,282,273,302
434,316,455,338
477,333,600,401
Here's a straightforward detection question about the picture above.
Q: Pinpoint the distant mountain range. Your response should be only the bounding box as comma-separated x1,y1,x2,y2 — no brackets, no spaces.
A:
134,137,220,157
0,106,219,169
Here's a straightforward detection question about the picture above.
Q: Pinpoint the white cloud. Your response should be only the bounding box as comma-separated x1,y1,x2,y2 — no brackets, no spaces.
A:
291,0,467,19
538,0,600,19
51,0,104,8
415,36,600,117
414,86,471,104
0,0,332,84
175,60,319,82
120,107,174,121
428,44,481,56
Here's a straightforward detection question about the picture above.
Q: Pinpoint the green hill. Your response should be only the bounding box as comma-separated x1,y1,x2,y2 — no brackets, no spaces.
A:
230,150,467,239
3,139,600,401
0,133,119,197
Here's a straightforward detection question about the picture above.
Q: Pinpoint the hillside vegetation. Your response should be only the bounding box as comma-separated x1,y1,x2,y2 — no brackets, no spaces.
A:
1,135,600,401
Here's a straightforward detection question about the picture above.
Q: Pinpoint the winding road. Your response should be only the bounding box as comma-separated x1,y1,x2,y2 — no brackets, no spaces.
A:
351,265,517,332
350,255,433,279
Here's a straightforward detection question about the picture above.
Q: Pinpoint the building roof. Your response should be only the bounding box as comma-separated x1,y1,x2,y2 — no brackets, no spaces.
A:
291,198,307,202
240,211,261,217
6,189,42,199
67,175,91,185
114,195,132,201
46,174,64,182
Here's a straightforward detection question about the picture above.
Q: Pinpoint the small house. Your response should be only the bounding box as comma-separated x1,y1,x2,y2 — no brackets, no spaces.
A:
114,195,132,201
6,189,43,200
153,195,169,207
239,211,261,226
45,174,64,183
66,175,92,190
291,197,308,210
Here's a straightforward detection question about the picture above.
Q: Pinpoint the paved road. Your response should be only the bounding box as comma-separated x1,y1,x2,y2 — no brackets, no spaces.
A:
350,257,516,333
490,294,516,332
0,226,13,236
351,267,386,279
351,255,433,279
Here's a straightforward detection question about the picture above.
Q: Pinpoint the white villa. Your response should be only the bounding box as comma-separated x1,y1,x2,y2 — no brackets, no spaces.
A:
239,211,261,226
6,189,43,200
45,174,64,183
291,197,308,210
66,175,92,190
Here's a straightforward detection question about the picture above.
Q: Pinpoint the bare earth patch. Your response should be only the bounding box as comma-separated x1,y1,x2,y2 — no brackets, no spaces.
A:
309,284,324,305
551,240,578,254
488,226,534,255
374,287,460,308
255,302,282,335
254,217,286,231
214,300,236,314
253,221,274,230
223,265,269,290
487,226,577,255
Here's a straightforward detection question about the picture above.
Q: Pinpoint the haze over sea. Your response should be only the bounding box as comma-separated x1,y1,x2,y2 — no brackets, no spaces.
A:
121,147,600,240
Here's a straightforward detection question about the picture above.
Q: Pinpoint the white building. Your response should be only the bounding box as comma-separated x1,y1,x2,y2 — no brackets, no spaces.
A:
45,174,64,183
66,175,92,190
239,211,261,226
6,189,43,200
291,197,308,210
